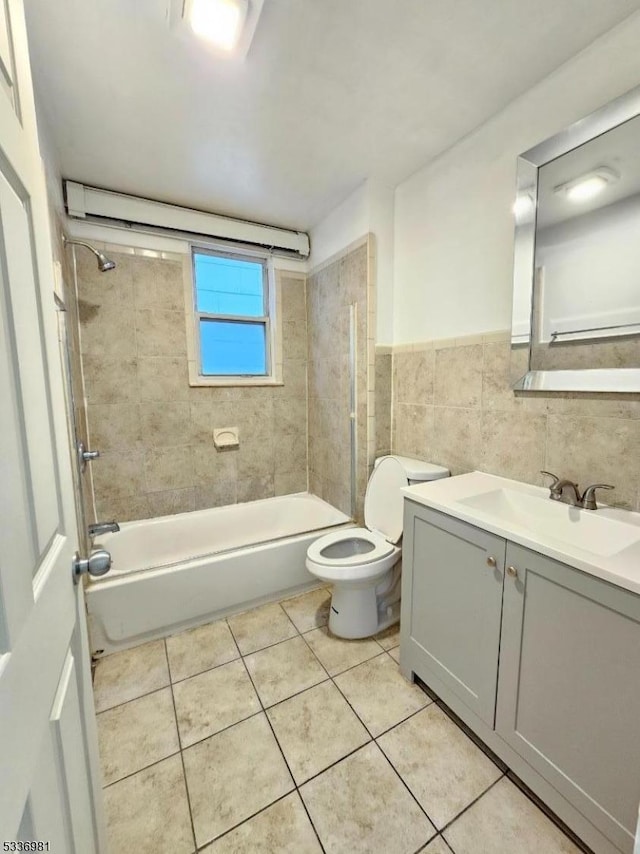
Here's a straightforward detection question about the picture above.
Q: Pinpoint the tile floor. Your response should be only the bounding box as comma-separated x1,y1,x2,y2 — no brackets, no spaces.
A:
94,586,584,854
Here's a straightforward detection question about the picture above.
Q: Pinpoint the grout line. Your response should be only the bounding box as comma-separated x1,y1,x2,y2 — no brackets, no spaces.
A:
95,682,173,715
101,748,183,790
374,736,441,835
437,774,505,836
226,617,327,854
163,638,199,854
193,790,296,852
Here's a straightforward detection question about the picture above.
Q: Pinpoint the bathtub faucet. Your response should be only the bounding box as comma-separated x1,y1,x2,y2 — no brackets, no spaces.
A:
88,521,120,537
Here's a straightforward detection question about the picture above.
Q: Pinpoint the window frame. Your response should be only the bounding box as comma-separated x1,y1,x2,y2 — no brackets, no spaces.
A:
186,243,282,387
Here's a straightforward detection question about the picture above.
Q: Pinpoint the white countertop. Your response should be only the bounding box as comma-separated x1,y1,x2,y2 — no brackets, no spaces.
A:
403,471,640,596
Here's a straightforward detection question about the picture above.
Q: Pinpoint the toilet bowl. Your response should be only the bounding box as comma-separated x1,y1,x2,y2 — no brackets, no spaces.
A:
306,455,449,639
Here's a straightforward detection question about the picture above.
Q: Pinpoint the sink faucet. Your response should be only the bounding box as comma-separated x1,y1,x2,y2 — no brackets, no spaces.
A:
540,472,614,510
88,521,120,537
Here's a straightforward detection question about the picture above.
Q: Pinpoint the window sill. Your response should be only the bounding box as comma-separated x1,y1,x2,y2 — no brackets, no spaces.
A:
188,376,284,388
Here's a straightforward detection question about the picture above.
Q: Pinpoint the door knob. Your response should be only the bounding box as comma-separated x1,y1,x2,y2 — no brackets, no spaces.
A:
486,556,497,568
506,565,518,578
72,549,112,583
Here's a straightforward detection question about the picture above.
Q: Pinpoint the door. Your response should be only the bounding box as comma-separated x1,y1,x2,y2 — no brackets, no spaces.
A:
0,0,105,849
404,503,506,726
496,543,640,854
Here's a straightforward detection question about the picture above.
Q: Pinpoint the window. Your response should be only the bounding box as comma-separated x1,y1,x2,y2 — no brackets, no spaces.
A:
191,247,273,379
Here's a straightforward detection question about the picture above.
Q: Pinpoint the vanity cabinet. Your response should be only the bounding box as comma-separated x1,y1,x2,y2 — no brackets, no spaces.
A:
400,500,640,854
405,504,505,726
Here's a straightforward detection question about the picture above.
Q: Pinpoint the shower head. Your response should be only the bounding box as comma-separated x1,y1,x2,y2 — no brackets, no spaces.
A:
96,251,116,272
63,236,116,272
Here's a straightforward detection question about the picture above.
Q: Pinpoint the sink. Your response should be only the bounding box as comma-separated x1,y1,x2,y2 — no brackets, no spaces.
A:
457,488,640,557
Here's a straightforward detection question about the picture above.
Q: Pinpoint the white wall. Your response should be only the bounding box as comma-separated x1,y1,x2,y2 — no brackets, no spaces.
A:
393,11,640,345
309,179,395,344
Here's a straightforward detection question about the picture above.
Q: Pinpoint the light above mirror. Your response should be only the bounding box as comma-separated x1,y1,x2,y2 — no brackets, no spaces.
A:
554,166,619,204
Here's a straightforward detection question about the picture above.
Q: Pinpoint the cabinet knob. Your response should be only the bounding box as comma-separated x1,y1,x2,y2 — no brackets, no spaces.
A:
486,556,497,568
507,565,518,578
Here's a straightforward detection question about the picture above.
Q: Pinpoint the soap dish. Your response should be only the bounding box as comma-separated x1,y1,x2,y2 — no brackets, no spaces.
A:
214,427,239,449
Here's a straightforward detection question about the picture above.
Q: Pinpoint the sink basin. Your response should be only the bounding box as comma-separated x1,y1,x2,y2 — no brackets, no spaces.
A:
457,488,640,557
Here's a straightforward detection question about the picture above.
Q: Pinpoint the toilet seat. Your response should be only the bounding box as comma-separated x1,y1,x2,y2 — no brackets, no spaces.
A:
307,527,395,568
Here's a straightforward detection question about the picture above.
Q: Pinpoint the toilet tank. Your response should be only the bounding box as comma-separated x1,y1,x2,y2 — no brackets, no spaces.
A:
375,454,449,485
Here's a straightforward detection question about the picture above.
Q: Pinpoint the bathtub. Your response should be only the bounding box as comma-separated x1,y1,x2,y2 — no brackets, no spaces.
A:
86,492,352,655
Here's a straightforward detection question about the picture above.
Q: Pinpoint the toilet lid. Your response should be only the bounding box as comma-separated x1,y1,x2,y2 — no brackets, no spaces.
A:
364,455,408,544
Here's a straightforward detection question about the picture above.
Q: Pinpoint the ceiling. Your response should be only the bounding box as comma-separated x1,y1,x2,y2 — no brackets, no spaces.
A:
24,0,640,231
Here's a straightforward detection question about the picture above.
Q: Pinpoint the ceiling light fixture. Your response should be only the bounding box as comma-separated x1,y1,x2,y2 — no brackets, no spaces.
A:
186,0,249,51
554,166,619,204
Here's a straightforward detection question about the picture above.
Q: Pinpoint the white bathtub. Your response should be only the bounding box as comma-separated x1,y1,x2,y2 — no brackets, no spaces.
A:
86,492,351,655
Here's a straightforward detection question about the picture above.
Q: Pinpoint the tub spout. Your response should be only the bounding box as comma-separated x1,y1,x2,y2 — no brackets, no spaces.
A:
88,521,120,537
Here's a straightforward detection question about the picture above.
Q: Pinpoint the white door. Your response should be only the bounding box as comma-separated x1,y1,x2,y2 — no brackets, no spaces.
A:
0,0,105,850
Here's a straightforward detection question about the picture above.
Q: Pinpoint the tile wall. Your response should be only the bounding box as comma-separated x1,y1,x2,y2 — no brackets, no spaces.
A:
307,237,375,520
383,332,640,510
76,246,308,522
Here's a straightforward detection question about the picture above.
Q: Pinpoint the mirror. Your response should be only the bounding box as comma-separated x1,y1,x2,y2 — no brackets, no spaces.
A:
511,85,640,392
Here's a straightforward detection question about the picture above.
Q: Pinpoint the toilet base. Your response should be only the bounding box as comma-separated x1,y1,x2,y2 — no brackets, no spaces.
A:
328,574,401,640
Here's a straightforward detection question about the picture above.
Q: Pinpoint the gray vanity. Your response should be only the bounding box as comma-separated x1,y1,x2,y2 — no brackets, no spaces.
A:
399,472,640,854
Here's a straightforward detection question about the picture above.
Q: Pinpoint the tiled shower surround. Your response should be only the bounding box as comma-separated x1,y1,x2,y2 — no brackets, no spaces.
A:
307,237,375,521
75,247,309,522
382,332,640,510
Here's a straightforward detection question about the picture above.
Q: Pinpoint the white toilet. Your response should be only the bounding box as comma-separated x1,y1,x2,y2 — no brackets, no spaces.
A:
306,455,449,639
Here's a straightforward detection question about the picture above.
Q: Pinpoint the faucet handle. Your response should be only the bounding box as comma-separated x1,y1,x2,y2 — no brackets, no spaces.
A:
540,470,561,488
581,483,614,511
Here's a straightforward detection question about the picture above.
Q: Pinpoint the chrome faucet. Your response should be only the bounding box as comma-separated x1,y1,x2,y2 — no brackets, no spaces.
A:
88,521,120,537
541,471,614,510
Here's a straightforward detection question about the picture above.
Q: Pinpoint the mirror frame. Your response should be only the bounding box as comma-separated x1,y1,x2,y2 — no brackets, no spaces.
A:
511,83,640,393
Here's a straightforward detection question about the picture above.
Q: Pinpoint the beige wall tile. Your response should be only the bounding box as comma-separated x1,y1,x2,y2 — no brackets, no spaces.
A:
139,402,192,447
431,407,482,475
92,452,146,503
191,444,237,484
137,356,190,401
545,415,640,508
132,256,184,311
144,446,195,493
283,320,308,361
274,397,307,436
193,480,237,510
481,411,546,485
146,488,196,517
274,433,307,475
237,475,275,503
237,437,276,479
394,349,434,405
83,355,138,404
135,309,187,357
435,344,483,408
79,302,137,358
88,403,142,452
393,404,434,460
275,469,308,495
96,493,151,523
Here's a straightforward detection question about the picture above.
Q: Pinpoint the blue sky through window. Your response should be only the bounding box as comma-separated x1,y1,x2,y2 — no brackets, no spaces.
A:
194,252,264,316
200,320,266,375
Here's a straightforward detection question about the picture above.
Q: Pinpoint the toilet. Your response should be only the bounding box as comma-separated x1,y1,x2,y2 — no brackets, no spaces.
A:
306,455,449,639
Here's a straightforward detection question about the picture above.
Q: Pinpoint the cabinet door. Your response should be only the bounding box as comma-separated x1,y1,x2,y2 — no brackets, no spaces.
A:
405,503,506,726
497,543,640,854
